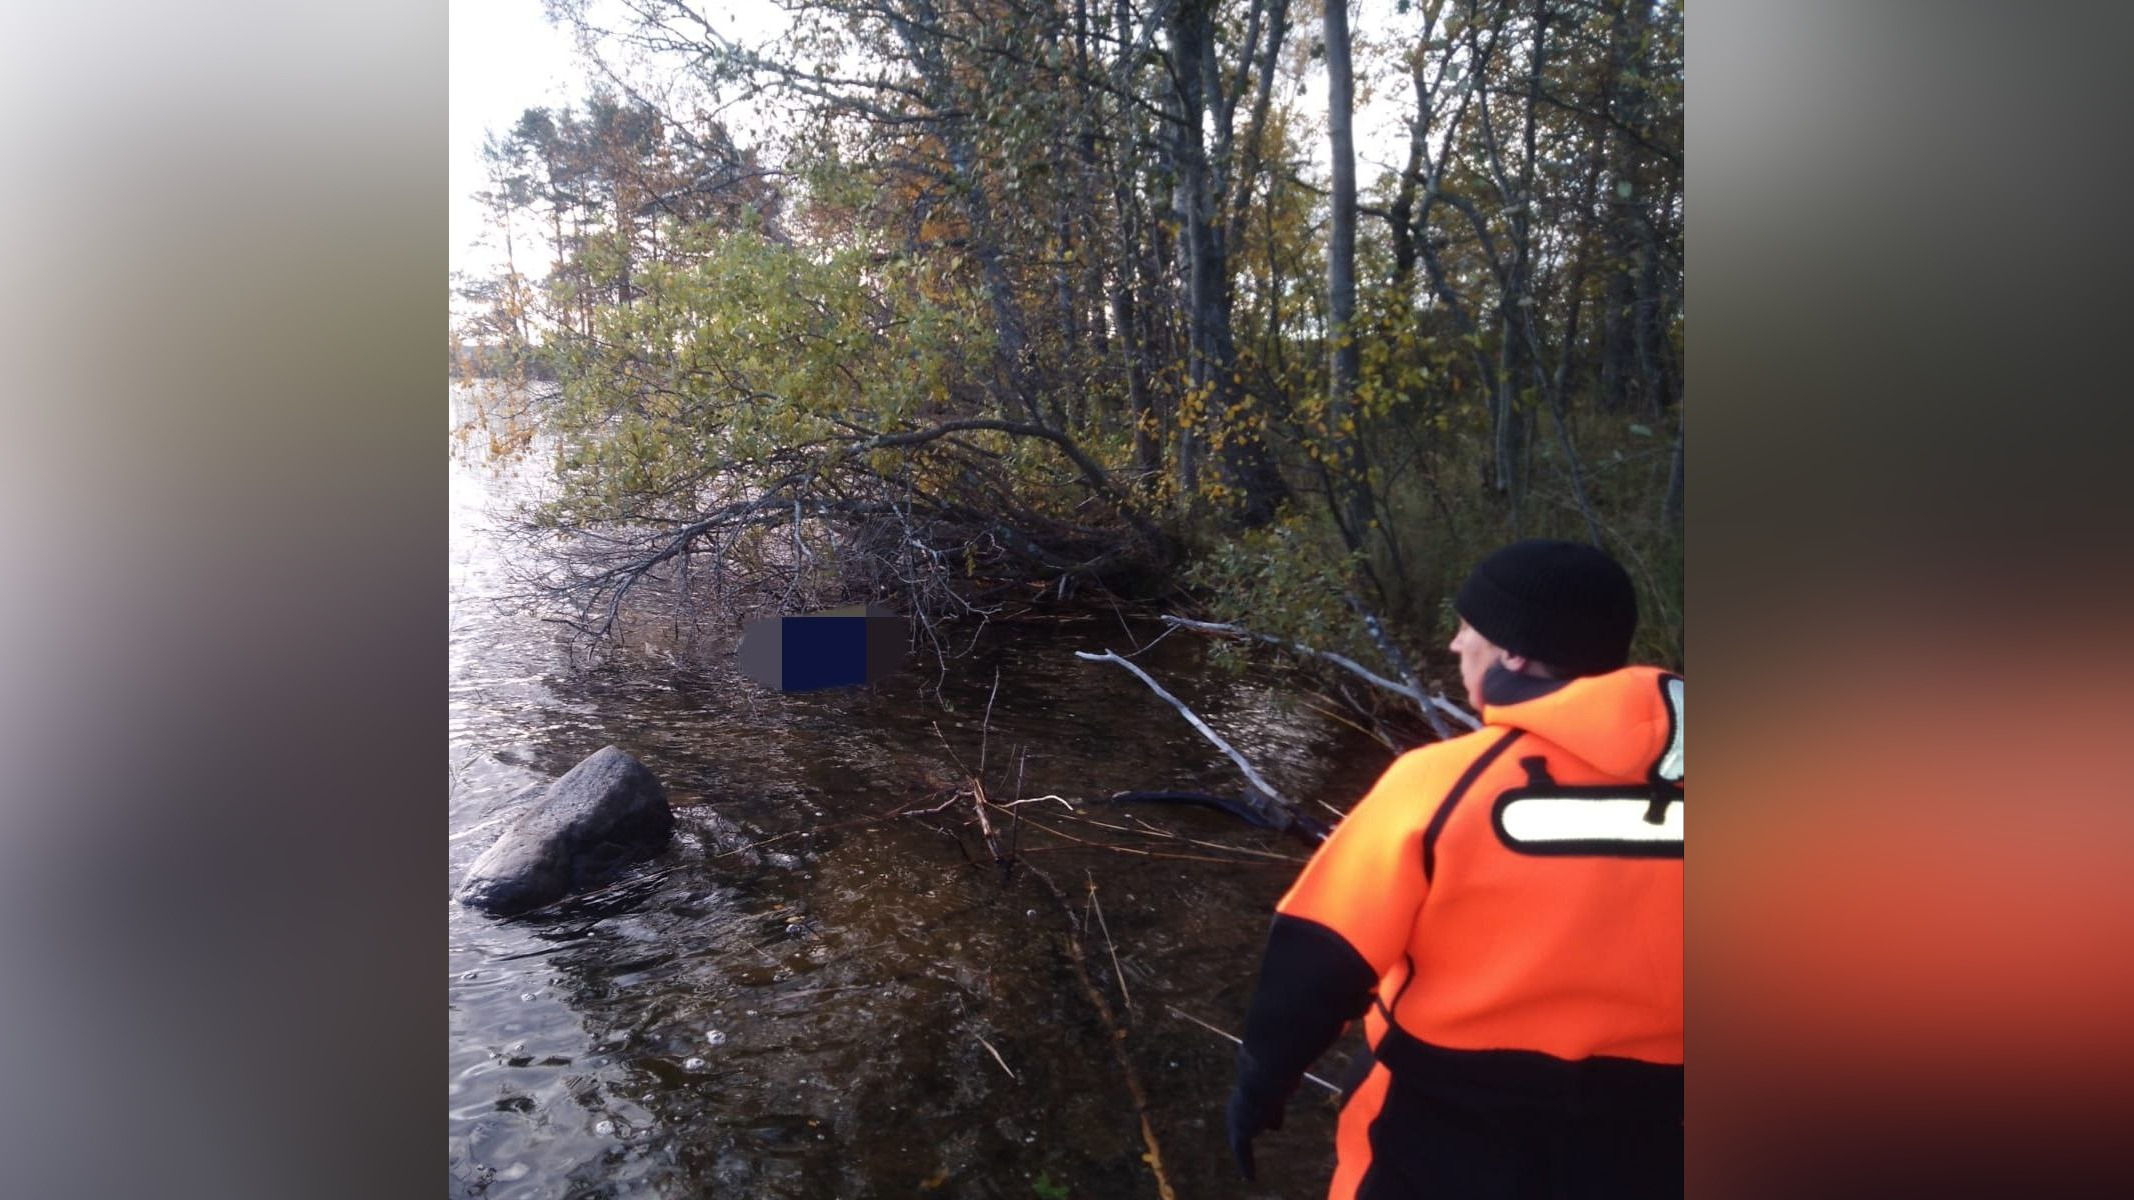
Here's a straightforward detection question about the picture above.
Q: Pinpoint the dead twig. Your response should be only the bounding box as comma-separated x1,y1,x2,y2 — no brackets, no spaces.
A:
996,793,1074,811
1014,818,1300,866
1165,1005,1342,1096
1086,870,1134,1018
732,796,923,851
1007,745,1029,860
1159,615,1479,732
970,776,1007,869
772,982,893,1002
1025,863,1178,1200
1075,649,1341,821
1346,593,1455,741
1298,688,1400,753
931,721,974,776
979,666,1001,777
1057,810,1310,862
974,1032,1018,1081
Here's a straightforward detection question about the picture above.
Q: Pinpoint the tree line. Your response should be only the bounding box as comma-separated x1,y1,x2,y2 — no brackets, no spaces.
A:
452,0,1683,678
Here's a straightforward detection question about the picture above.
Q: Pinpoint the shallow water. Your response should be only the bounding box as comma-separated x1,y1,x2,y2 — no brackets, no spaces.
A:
448,384,1394,1199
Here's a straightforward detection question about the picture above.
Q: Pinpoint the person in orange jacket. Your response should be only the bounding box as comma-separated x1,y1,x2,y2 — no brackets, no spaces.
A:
1227,539,1682,1199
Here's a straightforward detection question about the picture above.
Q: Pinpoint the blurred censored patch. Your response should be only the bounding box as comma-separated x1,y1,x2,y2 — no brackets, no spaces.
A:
735,604,909,693
1694,594,2134,1196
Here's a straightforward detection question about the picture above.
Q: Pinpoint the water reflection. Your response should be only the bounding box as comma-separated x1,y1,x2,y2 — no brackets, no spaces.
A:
449,384,1392,1198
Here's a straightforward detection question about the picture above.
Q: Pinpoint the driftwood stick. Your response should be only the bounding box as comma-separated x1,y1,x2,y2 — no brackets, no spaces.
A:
1164,1005,1342,1096
1073,649,1298,810
1159,616,1479,732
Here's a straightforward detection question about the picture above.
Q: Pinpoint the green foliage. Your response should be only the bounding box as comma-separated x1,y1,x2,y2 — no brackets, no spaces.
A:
1030,1172,1070,1200
1183,508,1375,672
537,221,994,527
468,0,1684,668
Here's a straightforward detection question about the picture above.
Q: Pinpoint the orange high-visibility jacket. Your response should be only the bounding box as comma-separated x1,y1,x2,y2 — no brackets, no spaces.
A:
1237,667,1683,1195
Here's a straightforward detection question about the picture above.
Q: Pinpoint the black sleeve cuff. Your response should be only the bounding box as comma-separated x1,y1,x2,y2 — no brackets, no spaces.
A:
1237,913,1378,1097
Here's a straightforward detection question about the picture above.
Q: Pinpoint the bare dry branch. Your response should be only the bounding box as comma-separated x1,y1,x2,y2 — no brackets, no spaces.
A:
1086,870,1134,1018
1164,1005,1340,1095
974,1032,1018,1082
1073,649,1327,819
1158,615,1479,731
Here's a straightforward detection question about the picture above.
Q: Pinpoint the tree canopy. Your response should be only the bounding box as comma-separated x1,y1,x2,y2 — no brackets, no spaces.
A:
453,0,1684,675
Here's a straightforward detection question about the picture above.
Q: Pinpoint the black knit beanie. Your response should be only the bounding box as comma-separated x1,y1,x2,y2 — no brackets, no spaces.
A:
1453,539,1637,676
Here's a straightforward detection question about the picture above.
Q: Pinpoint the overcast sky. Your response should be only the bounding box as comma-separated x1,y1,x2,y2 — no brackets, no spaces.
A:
449,0,585,283
448,2,1416,294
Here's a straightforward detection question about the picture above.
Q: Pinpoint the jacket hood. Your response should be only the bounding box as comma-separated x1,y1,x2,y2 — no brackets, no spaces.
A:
1481,665,1682,783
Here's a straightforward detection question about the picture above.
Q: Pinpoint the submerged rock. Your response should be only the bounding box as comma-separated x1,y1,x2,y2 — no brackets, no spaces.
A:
457,746,674,915
680,804,764,870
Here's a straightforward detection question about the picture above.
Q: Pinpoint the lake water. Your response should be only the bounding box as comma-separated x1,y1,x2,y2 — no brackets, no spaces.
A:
447,382,1393,1199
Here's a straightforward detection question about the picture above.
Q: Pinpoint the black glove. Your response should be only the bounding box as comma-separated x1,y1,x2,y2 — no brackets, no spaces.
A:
1226,1078,1286,1181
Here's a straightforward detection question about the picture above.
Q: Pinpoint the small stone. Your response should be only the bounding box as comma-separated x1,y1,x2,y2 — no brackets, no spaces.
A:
706,1030,728,1046
595,1120,615,1136
683,1056,707,1071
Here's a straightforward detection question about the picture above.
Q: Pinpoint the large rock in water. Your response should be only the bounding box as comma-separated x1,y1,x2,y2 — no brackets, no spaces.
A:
457,746,674,915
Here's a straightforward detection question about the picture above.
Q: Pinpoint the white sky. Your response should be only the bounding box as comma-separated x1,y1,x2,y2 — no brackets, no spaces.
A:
449,0,587,284
447,2,1418,293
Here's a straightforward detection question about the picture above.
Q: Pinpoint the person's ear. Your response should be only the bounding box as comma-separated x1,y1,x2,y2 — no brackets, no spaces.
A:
1500,651,1531,673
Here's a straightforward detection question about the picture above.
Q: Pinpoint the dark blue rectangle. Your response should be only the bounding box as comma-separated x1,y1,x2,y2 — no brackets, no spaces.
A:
780,617,867,692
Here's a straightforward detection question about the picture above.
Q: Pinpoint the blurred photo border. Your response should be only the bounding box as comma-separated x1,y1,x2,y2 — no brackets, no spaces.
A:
0,3,2127,1197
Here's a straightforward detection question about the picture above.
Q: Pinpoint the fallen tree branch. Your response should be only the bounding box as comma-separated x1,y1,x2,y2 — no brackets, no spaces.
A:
1074,650,1341,820
1346,594,1455,740
1158,616,1480,732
